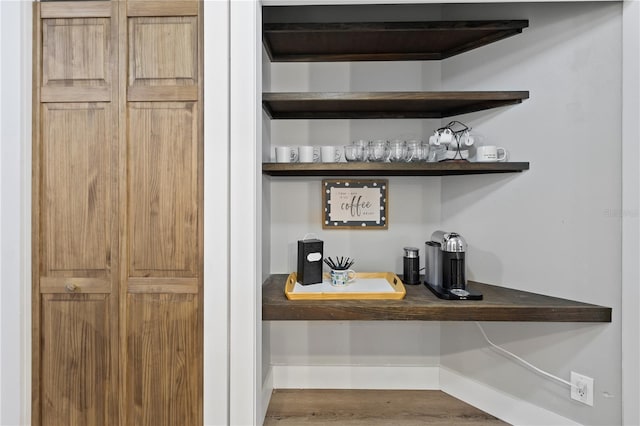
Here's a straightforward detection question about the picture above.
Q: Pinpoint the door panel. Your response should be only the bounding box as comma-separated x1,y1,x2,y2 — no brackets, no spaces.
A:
34,3,120,425
127,16,198,101
40,294,112,426
125,294,200,426
41,17,112,102
127,102,198,279
41,103,112,278
124,4,202,424
128,17,197,86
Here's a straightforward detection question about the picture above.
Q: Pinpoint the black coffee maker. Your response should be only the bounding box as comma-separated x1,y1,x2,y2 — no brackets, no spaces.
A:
424,230,482,300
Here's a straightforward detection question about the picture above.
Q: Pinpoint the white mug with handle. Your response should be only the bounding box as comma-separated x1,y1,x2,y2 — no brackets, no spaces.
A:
275,146,299,163
476,145,507,162
320,145,342,163
298,145,319,163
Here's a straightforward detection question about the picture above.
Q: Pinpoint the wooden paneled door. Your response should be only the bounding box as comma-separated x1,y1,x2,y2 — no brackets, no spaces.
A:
32,2,203,425
122,2,203,424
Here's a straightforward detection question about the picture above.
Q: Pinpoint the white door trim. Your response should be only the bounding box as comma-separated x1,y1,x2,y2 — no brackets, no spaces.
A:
621,1,640,425
229,0,262,424
204,1,231,425
20,1,32,423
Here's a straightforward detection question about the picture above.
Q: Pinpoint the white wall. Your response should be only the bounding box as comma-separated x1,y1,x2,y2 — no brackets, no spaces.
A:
0,1,31,425
230,1,263,424
439,3,622,425
203,1,231,424
263,2,625,425
261,40,274,403
621,2,640,424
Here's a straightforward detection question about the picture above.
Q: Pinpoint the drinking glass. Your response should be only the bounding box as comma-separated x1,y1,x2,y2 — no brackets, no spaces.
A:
388,140,407,162
406,139,426,162
344,145,365,162
368,140,390,162
351,140,369,162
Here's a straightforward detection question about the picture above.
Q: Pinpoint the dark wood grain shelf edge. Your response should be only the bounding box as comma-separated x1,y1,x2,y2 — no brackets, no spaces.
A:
262,162,530,176
262,91,530,102
263,20,530,33
262,91,529,120
262,274,612,322
263,20,529,63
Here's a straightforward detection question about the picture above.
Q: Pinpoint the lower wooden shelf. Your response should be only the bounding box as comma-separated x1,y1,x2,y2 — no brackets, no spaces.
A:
262,274,612,322
264,389,507,426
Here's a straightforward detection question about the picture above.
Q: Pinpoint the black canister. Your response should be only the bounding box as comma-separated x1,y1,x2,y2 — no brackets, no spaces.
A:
403,247,421,285
297,238,324,285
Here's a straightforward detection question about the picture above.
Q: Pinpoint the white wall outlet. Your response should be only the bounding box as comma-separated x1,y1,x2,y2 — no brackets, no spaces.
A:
571,371,594,406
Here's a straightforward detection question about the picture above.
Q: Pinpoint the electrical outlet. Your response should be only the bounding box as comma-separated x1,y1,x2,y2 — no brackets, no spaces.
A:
571,372,594,406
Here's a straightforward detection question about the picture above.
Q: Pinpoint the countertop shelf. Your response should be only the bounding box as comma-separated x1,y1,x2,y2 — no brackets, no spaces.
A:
262,161,530,176
262,274,612,322
263,20,529,62
262,91,529,119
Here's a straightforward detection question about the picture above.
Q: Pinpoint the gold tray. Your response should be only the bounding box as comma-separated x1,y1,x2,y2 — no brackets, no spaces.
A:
284,272,406,300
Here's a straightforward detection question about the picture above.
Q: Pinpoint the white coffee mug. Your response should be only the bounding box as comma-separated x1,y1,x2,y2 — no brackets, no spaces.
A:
275,146,298,163
476,145,507,162
299,145,319,163
320,145,341,163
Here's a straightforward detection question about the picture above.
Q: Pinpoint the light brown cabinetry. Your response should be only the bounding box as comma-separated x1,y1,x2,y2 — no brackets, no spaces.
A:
33,2,202,425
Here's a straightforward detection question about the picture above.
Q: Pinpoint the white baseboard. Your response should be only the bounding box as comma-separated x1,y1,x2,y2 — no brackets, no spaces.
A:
261,367,274,424
439,367,581,426
271,364,440,390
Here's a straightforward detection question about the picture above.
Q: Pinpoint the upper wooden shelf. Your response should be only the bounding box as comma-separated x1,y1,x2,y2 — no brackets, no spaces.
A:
263,20,529,62
262,161,530,177
262,274,612,322
262,91,529,119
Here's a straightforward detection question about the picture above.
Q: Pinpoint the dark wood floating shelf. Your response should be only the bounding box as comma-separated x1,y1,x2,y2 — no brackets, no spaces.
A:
263,161,529,177
262,91,529,119
262,274,612,322
263,20,529,62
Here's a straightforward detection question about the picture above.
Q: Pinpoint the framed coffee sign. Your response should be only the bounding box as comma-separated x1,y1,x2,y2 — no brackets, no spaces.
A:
322,179,388,229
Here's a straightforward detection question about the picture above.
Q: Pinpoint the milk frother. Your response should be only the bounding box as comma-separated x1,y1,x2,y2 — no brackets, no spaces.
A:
402,247,421,285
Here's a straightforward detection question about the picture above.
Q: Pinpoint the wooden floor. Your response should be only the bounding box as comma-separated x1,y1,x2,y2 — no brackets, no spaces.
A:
264,389,509,425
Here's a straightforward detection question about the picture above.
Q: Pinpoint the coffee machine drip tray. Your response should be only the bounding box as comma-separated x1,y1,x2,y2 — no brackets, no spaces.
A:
424,281,483,300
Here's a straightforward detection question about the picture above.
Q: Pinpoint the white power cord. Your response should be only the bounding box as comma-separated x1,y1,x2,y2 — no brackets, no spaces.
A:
475,322,574,388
